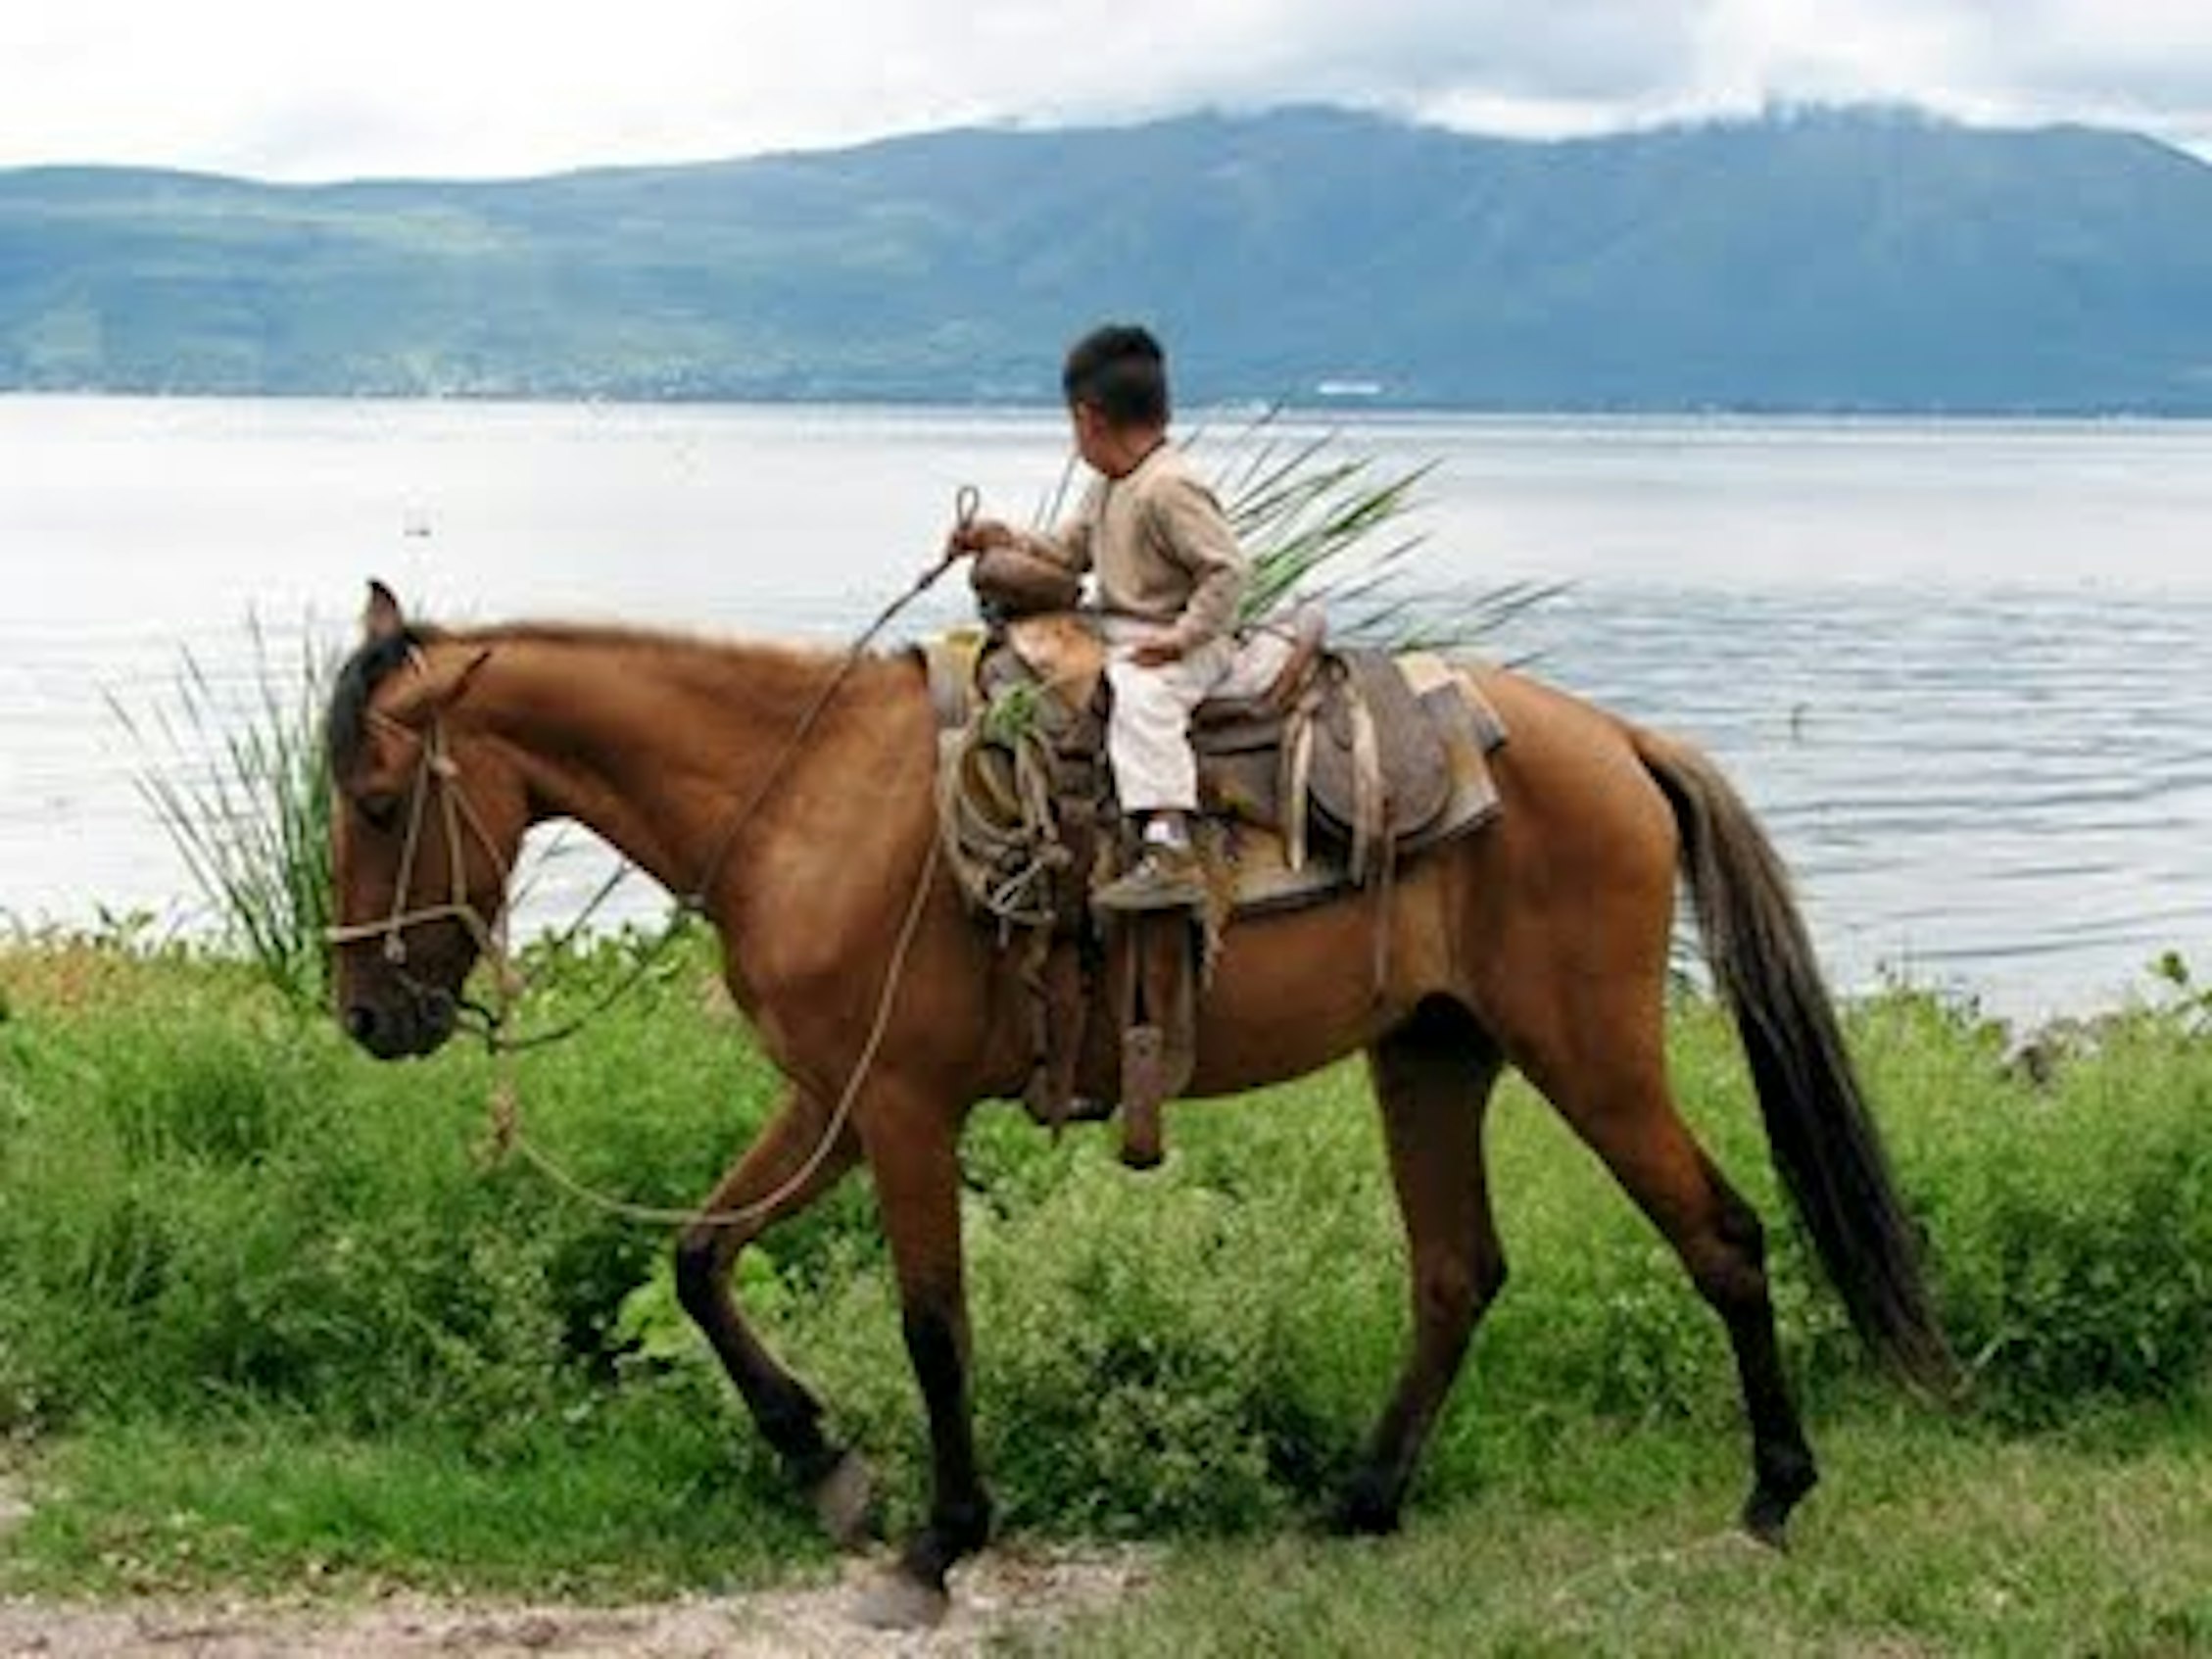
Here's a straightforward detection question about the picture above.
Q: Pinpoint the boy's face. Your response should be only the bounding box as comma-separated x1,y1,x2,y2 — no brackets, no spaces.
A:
1068,398,1159,477
1070,400,1141,477
1068,399,1113,471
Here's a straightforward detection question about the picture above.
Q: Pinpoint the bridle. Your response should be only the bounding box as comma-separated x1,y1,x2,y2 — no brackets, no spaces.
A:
324,683,519,1036
327,696,502,962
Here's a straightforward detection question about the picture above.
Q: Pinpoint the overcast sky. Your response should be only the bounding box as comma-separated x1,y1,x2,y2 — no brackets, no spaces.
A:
3,0,2209,181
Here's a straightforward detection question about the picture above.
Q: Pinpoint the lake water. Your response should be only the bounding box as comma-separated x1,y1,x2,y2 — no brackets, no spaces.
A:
6,396,2211,1022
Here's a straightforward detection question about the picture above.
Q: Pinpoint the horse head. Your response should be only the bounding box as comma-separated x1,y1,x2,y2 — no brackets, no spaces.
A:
325,580,523,1059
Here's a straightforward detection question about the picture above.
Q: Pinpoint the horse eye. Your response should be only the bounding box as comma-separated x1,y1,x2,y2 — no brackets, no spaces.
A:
356,794,402,832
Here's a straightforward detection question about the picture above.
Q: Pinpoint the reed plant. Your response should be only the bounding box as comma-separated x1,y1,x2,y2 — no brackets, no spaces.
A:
1213,419,1563,652
107,616,336,1011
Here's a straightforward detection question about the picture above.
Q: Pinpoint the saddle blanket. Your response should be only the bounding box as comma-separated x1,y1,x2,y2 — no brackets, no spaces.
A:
1216,654,1507,916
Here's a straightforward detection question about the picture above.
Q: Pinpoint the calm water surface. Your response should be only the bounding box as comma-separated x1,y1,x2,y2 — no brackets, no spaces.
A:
5,397,2211,1021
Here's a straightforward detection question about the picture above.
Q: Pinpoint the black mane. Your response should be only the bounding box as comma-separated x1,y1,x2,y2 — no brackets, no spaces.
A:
325,627,427,775
324,617,869,778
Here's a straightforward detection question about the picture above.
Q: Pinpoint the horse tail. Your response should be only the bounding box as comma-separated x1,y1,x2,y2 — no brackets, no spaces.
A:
1631,725,1954,1392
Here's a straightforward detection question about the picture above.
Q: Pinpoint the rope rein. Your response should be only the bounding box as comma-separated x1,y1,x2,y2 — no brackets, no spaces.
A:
493,831,941,1231
327,494,974,1229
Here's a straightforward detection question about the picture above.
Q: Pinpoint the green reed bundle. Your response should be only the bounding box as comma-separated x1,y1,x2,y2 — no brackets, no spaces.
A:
109,616,335,1009
1221,421,1562,653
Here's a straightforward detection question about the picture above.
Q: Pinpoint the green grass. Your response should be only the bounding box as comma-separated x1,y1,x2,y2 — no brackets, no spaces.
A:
1,1405,829,1601
1,932,2208,1650
8,1397,2206,1656
1033,1401,2212,1658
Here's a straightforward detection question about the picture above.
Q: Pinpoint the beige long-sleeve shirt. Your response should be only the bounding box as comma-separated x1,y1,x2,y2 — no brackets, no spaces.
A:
1022,442,1247,648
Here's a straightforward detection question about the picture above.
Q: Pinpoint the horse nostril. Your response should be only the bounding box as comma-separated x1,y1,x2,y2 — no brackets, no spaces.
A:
344,1004,379,1046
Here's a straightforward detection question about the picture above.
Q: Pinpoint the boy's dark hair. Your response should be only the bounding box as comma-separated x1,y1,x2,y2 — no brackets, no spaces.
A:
1062,323,1170,427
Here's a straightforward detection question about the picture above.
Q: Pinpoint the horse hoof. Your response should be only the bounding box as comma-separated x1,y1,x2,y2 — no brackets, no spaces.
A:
1330,1503,1402,1538
850,1567,950,1631
1741,1454,1816,1550
807,1450,878,1550
1327,1472,1402,1537
1740,1493,1794,1551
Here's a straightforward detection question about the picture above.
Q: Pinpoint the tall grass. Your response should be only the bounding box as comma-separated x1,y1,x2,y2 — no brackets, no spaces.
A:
106,617,336,1011
1,934,2205,1505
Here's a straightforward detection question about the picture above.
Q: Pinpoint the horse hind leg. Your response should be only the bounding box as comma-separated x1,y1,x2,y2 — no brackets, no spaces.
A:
671,1086,873,1545
1338,1000,1509,1535
1538,1046,1819,1545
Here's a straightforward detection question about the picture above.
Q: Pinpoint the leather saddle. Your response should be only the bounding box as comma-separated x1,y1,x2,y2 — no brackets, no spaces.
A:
922,610,1507,1168
927,610,1508,911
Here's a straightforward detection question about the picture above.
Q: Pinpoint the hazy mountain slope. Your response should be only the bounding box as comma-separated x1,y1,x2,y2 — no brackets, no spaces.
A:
3,106,2208,410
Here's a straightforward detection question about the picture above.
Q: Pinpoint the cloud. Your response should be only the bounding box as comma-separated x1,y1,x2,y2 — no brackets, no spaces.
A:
0,0,2206,179
1977,0,2212,143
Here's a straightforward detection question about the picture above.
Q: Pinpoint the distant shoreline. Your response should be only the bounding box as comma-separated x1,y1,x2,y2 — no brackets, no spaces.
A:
2,386,2209,422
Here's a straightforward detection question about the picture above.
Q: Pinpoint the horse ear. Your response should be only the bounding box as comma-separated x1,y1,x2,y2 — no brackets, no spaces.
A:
363,579,405,644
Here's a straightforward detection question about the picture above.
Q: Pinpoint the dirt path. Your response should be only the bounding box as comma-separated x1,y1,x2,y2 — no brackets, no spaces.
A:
0,1547,1147,1658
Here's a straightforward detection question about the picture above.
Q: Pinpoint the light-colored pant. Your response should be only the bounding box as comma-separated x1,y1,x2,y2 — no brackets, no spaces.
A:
1102,618,1292,813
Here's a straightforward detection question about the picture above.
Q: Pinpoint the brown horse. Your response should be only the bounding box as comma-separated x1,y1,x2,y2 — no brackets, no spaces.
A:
326,581,1948,1626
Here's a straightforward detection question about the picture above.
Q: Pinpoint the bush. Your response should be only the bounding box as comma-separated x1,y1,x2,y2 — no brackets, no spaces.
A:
754,1101,1403,1535
2,937,2207,1535
1874,997,2212,1418
0,934,786,1439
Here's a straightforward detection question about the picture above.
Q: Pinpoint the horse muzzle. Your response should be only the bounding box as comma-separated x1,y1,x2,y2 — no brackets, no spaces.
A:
340,988,458,1059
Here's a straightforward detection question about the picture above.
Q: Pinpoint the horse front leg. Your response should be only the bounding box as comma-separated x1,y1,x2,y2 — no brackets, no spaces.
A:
671,1086,873,1544
849,1091,988,1630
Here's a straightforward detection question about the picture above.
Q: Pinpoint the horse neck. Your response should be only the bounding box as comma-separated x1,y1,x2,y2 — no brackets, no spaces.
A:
453,628,928,906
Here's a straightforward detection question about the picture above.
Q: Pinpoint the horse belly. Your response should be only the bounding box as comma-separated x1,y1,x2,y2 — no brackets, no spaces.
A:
1181,903,1424,1096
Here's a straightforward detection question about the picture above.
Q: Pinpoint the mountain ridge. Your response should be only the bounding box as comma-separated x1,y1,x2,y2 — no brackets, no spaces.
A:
4,105,2210,412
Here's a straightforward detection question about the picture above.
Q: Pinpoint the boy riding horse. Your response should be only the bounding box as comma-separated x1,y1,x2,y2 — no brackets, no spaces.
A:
945,322,1248,911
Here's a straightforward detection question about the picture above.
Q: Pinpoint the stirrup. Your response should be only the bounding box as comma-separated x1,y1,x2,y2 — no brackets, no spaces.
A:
1091,845,1203,913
